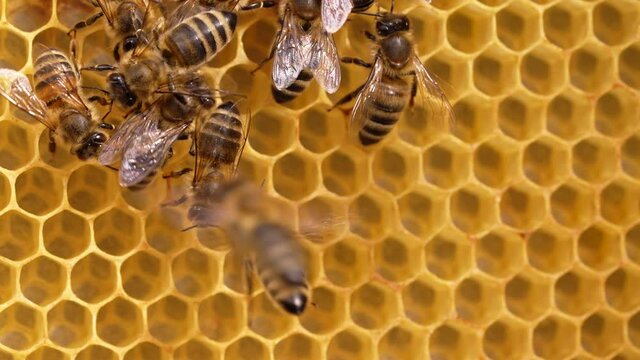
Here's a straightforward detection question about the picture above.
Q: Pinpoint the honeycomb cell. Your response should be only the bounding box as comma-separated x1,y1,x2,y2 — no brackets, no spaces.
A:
323,236,370,288
630,311,640,348
593,0,640,46
0,173,9,210
220,64,271,110
482,316,529,360
527,223,574,274
32,27,69,56
172,248,217,298
581,309,624,357
543,1,588,49
225,336,269,360
47,300,91,348
605,266,640,312
248,107,296,156
43,210,89,259
0,28,28,70
299,105,346,154
221,249,254,295
298,196,348,244
408,4,444,56
573,137,617,184
350,281,400,330
627,223,640,265
498,91,545,141
7,0,51,31
429,322,481,359
56,0,94,28
275,333,321,360
0,302,43,350
496,0,541,51
521,44,566,95
578,222,622,271
15,166,63,216
595,88,639,138
327,327,374,360
402,273,451,326
96,297,143,347
120,177,168,211
94,208,141,256
0,261,14,305
124,342,167,360
374,234,422,282
378,323,426,360
505,268,552,321
550,180,596,229
75,345,117,360
199,293,244,342
67,164,117,214
533,314,578,360
450,184,497,234
321,146,368,197
26,346,68,360
174,338,220,360
423,138,471,190
121,250,169,301
554,267,601,317
473,45,518,96
619,41,640,89
147,295,194,345
398,187,446,239
145,207,191,255
372,142,419,195
273,151,319,201
0,121,34,170
622,134,640,180
523,136,570,187
208,31,238,69
455,274,502,325
600,178,640,226
570,41,615,94
0,210,38,261
547,89,593,141
71,253,116,303
474,135,520,189
300,286,347,335
425,227,473,281
447,4,493,53
476,227,525,279
248,291,295,339
242,18,278,65
451,94,497,144
500,182,546,231
20,256,65,306
422,49,470,106
348,189,395,240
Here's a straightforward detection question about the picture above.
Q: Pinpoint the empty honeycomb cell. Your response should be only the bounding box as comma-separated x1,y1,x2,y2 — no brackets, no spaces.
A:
543,1,588,49
0,28,28,70
554,267,601,317
613,349,640,360
505,268,552,321
0,121,34,171
495,0,541,51
450,184,497,234
0,210,38,261
581,310,624,357
300,285,347,335
429,322,481,359
174,338,220,360
372,142,419,195
225,336,269,360
398,187,447,239
248,108,296,156
451,94,497,144
605,266,640,312
66,164,117,214
423,138,471,190
299,105,346,154
350,281,400,330
249,291,295,339
222,249,254,295
578,222,622,271
323,236,370,288
573,137,617,184
147,295,194,344
570,42,615,94
425,227,473,281
20,256,65,306
27,346,68,360
527,223,574,274
47,300,91,348
378,323,426,360
597,88,639,138
198,293,244,342
600,178,640,226
273,151,319,201
327,327,374,360
483,316,529,360
242,17,278,65
220,65,271,110
476,227,526,279
71,253,116,303
7,0,52,31
96,297,143,347
145,207,191,255
447,4,493,53
498,91,545,141
207,31,238,69
0,261,14,304
619,41,640,89
171,248,217,299
124,341,167,360
75,345,117,360
37,130,78,171
15,166,63,215
455,274,502,326
348,189,395,240
622,134,640,179
594,0,640,46
523,136,570,187
93,208,141,256
402,273,452,326
298,196,348,244
474,136,520,189
421,50,470,107
408,5,444,56
33,27,69,54
55,0,94,28
43,210,89,259
473,45,518,96
499,182,546,231
274,333,321,360
533,314,578,360
550,180,596,229
374,234,422,282
521,44,566,95
627,223,640,265
630,312,640,348
0,173,9,210
0,302,43,350
342,9,376,57
121,250,169,301
547,89,593,141
321,146,368,197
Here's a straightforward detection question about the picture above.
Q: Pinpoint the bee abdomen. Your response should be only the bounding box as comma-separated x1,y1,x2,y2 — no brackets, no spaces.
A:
201,101,243,164
358,81,409,146
126,168,156,191
271,70,313,103
352,0,375,12
33,51,78,108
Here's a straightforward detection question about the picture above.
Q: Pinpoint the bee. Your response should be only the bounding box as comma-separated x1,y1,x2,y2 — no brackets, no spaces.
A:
330,1,453,146
352,0,375,13
0,49,110,160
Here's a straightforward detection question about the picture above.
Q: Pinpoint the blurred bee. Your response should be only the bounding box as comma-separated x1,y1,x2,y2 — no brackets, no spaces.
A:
242,0,341,103
0,49,110,160
330,0,453,146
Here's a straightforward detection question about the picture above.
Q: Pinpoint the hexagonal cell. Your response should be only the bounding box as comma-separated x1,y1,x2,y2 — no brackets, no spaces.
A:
527,222,574,274
327,327,374,360
148,295,194,345
554,267,601,317
0,302,43,350
124,341,168,360
473,45,518,96
476,227,525,279
420,49,470,108
300,286,347,335
96,297,143,347
550,180,596,229
225,336,269,360
221,249,254,295
423,138,471,189
627,223,640,265
348,189,395,240
299,105,346,154
321,146,368,197
20,256,66,306
372,142,420,195
47,300,92,348
505,268,552,321
533,314,578,360
570,42,615,94
7,0,52,31
402,273,451,326
67,164,117,214
199,293,245,342
94,208,141,256
612,348,640,360
498,91,545,141
0,28,28,70
145,206,192,255
243,18,279,65
378,323,427,360
547,89,593,141
121,250,169,301
596,88,639,138
323,236,370,288
174,338,220,360
0,173,9,210
500,182,546,231
450,184,497,234
248,291,295,339
248,107,296,156
220,64,272,111
483,316,529,360
622,134,640,180
523,136,570,187
15,167,63,216
578,222,622,271
298,196,348,244
496,0,540,51
273,150,319,201
350,281,400,330
0,210,38,261
429,322,481,359
71,253,117,303
374,234,422,282
455,274,502,326
32,28,70,57
629,311,640,348
171,248,217,298
398,187,446,239
425,227,473,281
407,4,444,55
0,122,34,171
75,345,117,360
543,1,588,49
620,41,640,89
0,261,14,305
521,44,566,95
573,136,617,184
119,176,168,211
27,346,68,360
43,210,89,259
447,4,493,53
600,178,640,226
581,310,624,357
605,266,640,312
474,135,520,189
274,333,321,360
451,94,497,144
594,0,640,46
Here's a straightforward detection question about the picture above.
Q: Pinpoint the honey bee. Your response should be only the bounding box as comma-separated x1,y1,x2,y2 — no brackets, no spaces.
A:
0,49,110,160
330,1,453,146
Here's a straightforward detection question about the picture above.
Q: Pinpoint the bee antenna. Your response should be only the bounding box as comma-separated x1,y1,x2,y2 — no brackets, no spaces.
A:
390,0,395,13
181,224,199,232
353,12,382,18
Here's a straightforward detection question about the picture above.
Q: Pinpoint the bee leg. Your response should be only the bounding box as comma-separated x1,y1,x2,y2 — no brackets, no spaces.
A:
81,64,118,73
327,84,366,112
244,259,255,327
241,1,277,11
98,122,115,130
251,40,276,74
67,12,104,37
341,57,372,68
48,129,57,153
410,73,418,107
162,168,192,179
88,95,114,123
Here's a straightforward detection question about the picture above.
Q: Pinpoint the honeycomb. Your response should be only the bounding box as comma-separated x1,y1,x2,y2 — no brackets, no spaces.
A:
0,0,639,358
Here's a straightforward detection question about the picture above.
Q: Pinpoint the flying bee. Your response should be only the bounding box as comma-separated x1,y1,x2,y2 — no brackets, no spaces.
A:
0,49,110,160
330,0,453,146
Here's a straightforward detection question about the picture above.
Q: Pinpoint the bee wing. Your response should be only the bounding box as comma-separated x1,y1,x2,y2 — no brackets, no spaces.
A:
273,7,306,90
0,68,51,128
349,56,384,138
411,54,455,129
98,106,154,165
306,26,341,93
321,0,353,33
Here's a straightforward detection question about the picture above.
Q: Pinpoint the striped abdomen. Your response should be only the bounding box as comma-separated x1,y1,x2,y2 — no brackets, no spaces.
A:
161,10,237,69
357,75,410,146
271,69,313,103
33,50,79,109
352,0,375,12
200,101,243,167
126,168,157,191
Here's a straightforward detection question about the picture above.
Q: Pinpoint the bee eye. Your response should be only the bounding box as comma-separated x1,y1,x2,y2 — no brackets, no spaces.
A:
123,37,138,52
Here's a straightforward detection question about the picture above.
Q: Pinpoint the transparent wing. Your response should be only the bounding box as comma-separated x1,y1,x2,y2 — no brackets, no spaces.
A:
349,56,384,139
306,26,341,93
321,0,353,33
411,54,454,129
0,68,51,128
273,7,306,90
98,105,155,165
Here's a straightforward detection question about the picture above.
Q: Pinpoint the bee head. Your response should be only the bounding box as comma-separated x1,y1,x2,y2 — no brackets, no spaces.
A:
77,131,107,160
376,14,410,37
